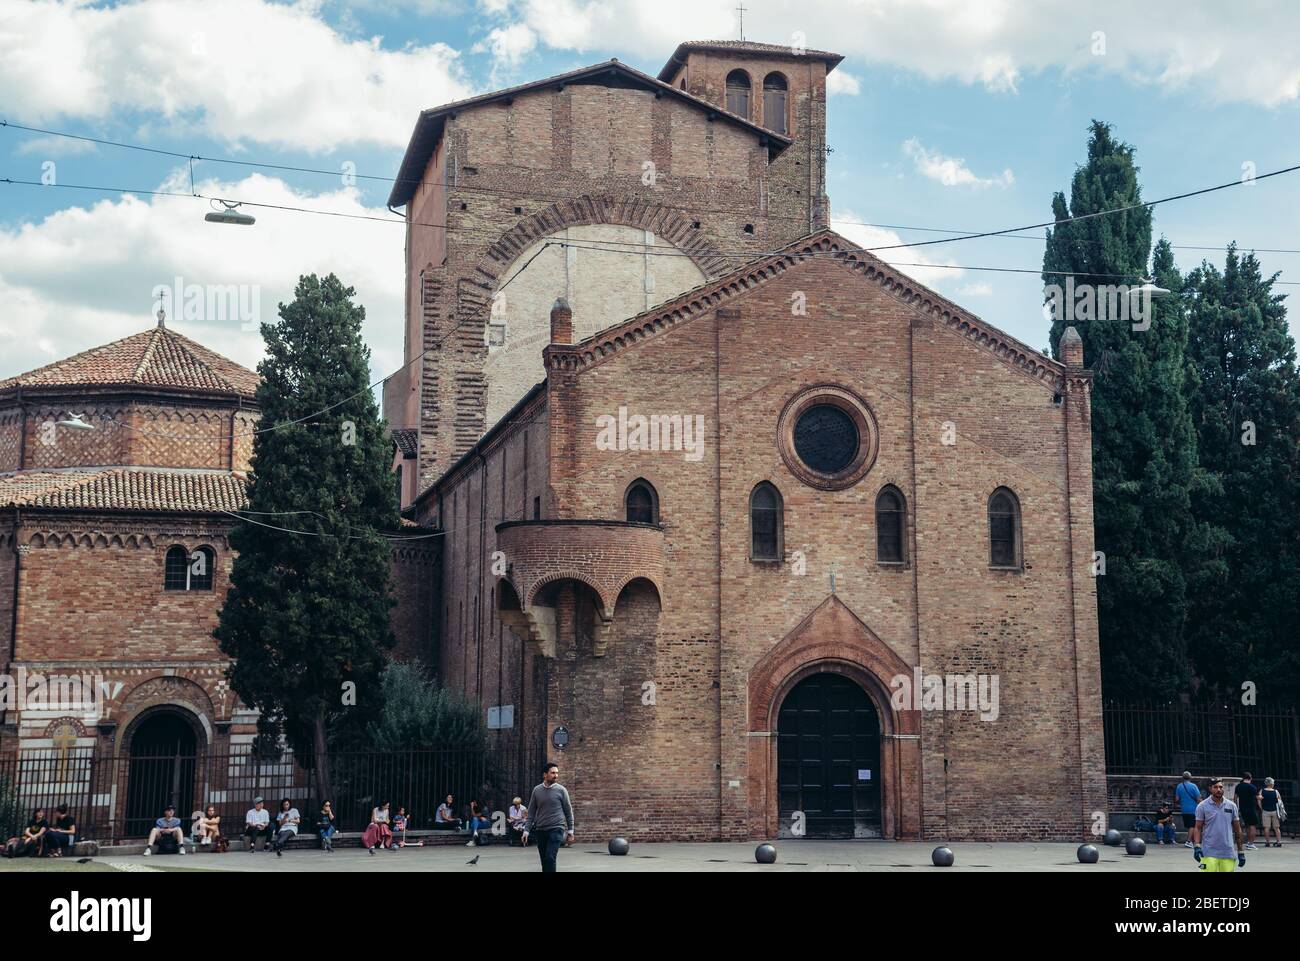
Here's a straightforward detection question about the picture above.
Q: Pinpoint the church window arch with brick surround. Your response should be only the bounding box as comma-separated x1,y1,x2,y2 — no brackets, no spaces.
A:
625,478,659,525
164,545,215,591
988,488,1023,570
750,481,783,561
875,486,907,565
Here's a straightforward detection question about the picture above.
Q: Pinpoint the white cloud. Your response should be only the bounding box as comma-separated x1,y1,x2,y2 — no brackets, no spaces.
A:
14,136,96,157
0,172,405,388
957,281,994,297
0,0,475,151
474,22,539,70
826,69,860,96
902,138,1014,189
499,0,1300,107
830,210,964,289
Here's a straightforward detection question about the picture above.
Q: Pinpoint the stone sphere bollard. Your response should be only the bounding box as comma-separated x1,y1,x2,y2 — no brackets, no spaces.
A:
608,837,630,856
931,846,955,867
755,843,777,864
1077,843,1100,863
1125,837,1146,856
1104,828,1123,847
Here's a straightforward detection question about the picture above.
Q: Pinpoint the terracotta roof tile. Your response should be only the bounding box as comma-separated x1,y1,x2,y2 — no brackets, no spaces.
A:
0,468,248,513
0,326,259,397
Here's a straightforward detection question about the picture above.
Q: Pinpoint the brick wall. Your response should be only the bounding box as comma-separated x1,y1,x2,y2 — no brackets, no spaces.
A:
413,398,551,764
0,400,259,471
389,541,439,664
13,522,233,662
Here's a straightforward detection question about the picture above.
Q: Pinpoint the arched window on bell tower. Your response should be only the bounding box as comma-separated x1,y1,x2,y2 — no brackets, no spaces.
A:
726,69,752,119
763,72,788,135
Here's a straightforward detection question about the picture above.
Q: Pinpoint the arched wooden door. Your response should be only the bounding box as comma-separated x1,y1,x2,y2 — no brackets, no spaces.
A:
777,673,882,838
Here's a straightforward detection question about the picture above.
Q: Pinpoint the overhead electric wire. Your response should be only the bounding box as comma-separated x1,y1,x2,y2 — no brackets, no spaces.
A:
7,175,1300,286
4,119,1299,258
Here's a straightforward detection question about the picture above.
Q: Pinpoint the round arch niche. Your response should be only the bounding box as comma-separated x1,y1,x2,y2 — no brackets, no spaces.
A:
483,224,708,424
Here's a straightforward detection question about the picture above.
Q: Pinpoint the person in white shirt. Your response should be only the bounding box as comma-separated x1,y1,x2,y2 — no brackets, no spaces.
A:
272,798,300,857
244,797,272,853
508,797,528,846
433,794,462,831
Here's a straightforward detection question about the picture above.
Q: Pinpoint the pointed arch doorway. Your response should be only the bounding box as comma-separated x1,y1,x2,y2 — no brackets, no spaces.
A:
746,595,923,841
777,672,882,838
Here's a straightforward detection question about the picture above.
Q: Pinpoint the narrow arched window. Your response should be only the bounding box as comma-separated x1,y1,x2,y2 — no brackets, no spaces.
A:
625,479,658,524
165,545,215,590
750,482,783,561
876,486,906,564
726,69,751,119
988,488,1022,569
763,73,788,135
164,546,189,590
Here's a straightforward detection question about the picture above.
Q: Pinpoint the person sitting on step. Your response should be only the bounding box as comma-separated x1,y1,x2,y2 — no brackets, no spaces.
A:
272,798,301,857
433,794,462,832
10,809,48,858
195,804,222,848
317,801,337,852
244,797,273,853
45,804,77,858
144,805,186,856
362,801,395,854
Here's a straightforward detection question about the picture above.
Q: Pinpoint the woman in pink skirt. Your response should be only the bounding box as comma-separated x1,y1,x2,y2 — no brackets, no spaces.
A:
363,801,394,854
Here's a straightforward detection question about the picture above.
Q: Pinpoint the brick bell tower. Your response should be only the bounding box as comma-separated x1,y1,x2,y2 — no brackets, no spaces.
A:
384,39,844,504
657,40,842,232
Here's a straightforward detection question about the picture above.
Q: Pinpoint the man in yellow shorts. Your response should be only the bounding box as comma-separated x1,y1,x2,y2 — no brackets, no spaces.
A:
1193,777,1245,872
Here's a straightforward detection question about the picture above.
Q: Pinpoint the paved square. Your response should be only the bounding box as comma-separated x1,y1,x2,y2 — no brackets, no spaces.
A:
62,840,1300,873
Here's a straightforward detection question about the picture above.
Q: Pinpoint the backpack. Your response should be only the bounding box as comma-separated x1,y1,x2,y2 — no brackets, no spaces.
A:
157,832,180,855
1133,816,1155,832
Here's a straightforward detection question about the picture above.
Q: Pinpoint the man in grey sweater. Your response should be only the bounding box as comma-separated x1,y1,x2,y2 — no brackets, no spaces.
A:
521,762,574,873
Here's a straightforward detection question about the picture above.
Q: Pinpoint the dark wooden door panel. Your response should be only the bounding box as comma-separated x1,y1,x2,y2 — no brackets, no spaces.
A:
777,673,881,838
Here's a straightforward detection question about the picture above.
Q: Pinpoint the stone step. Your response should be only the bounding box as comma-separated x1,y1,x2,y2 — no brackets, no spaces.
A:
92,830,491,856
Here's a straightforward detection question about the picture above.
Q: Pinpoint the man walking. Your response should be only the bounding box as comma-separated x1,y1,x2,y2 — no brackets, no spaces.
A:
1176,771,1201,848
1192,777,1245,873
520,762,574,873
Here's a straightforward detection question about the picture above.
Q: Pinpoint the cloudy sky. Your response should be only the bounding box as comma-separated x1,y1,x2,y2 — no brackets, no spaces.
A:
2,0,1298,390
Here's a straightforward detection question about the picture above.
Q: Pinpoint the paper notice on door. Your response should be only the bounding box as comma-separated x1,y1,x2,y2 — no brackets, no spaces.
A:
858,769,871,780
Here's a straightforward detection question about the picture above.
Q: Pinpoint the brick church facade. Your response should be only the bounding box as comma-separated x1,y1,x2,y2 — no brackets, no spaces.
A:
388,40,1106,841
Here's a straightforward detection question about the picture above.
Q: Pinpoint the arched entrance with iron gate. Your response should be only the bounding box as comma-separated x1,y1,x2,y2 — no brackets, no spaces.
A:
123,708,200,837
777,672,882,838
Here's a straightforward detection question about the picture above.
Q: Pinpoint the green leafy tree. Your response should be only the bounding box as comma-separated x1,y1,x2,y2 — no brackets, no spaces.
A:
1183,246,1300,701
215,274,400,800
1043,121,1218,700
364,662,486,750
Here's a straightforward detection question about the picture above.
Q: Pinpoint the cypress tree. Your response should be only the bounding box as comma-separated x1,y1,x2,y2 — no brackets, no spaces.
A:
1043,121,1214,700
1183,246,1300,701
215,273,400,800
